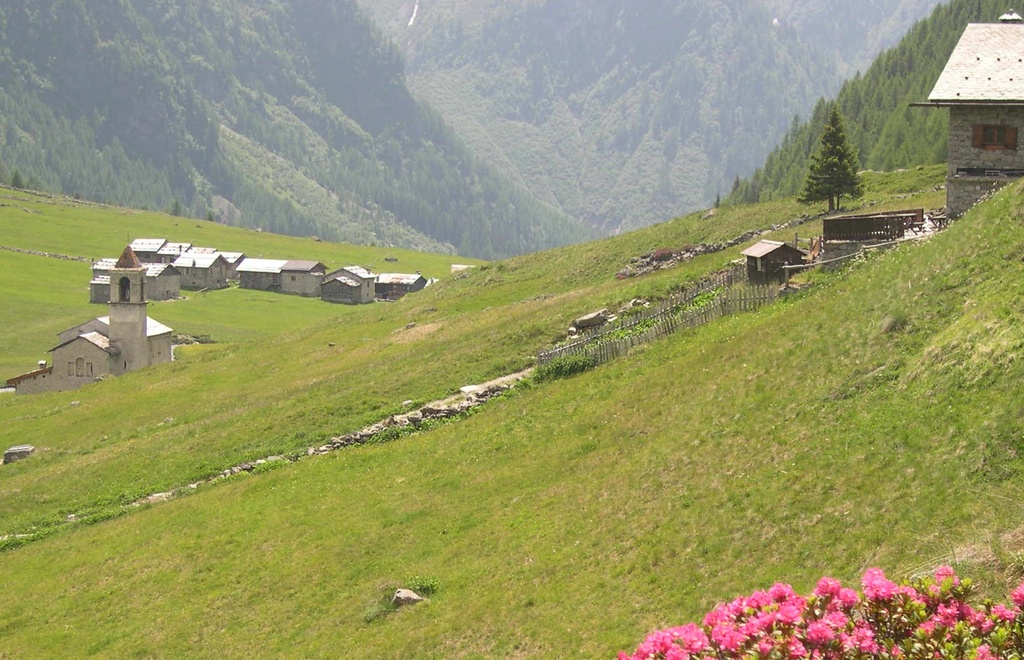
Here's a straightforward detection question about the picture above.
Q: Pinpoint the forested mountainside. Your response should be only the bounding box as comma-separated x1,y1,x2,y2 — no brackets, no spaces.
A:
760,0,948,75
356,0,944,234
731,0,1007,205
0,1,588,258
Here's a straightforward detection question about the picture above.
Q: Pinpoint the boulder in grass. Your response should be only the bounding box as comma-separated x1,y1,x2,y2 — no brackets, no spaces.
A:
392,589,424,608
572,309,609,329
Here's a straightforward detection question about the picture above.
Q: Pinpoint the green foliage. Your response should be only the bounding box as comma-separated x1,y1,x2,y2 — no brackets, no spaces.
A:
404,575,441,596
533,354,595,382
798,106,864,212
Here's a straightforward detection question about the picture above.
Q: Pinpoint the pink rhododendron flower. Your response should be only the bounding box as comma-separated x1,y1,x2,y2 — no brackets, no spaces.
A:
934,565,961,586
862,568,897,600
1012,582,1024,609
787,638,807,659
769,582,797,603
710,624,745,652
776,602,803,626
813,577,841,598
836,588,859,609
804,620,834,646
669,623,709,654
991,603,1016,622
975,644,997,660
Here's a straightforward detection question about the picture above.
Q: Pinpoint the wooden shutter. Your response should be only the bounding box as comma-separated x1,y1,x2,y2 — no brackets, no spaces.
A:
1006,126,1018,150
972,124,985,147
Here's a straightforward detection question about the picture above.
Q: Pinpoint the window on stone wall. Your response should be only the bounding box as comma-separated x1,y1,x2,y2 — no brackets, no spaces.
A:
973,124,1018,150
86,362,93,377
76,357,84,377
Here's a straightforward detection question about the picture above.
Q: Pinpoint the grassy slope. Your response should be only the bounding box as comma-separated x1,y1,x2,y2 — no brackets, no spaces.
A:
3,168,1015,658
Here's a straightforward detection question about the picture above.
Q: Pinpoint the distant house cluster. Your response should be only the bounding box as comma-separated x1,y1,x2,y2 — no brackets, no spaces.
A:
88,238,433,305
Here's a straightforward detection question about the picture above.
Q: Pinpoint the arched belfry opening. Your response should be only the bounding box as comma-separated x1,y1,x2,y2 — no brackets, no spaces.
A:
119,276,131,302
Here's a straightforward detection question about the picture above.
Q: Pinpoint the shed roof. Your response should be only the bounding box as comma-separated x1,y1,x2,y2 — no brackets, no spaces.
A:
236,258,288,274
740,240,806,259
173,252,226,269
338,265,375,280
6,365,53,387
146,263,178,278
282,260,326,273
129,238,167,253
928,23,1024,104
158,242,192,256
324,274,360,287
220,251,245,265
377,273,426,285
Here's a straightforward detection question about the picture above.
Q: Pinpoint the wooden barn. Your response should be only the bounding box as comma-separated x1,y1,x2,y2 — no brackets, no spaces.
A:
740,240,807,284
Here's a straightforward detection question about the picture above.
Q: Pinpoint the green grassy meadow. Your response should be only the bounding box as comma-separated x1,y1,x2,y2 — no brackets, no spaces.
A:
3,166,1022,657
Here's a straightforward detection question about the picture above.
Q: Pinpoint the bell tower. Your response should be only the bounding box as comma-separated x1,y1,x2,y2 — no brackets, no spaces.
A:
108,246,149,375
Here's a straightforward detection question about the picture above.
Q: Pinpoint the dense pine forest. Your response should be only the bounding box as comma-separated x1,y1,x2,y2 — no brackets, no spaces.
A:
730,0,1007,205
0,0,588,258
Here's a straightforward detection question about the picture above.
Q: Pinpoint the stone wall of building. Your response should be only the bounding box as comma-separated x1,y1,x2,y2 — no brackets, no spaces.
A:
947,105,1024,216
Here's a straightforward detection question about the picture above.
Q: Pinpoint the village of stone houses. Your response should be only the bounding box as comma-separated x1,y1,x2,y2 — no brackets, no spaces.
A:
2,236,461,396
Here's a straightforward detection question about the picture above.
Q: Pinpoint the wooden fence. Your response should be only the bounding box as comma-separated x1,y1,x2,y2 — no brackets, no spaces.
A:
576,264,745,341
823,209,923,242
538,281,778,367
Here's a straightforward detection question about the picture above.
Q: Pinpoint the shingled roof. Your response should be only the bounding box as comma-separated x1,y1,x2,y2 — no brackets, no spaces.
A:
928,22,1024,104
114,246,143,270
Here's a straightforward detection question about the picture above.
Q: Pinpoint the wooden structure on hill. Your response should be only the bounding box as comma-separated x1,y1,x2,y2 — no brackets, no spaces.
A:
822,209,923,242
740,240,807,284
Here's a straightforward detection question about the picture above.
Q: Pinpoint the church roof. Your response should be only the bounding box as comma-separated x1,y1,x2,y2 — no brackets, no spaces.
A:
94,316,174,338
114,246,144,270
928,23,1024,104
50,331,120,355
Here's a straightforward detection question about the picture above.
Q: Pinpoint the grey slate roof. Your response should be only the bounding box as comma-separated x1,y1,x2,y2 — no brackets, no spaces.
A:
236,258,288,274
929,23,1024,104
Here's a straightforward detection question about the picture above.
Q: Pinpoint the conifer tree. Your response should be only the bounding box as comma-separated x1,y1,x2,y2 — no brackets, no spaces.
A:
798,105,863,212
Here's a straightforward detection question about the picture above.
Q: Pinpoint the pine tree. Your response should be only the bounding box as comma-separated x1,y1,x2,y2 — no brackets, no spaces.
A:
798,105,863,212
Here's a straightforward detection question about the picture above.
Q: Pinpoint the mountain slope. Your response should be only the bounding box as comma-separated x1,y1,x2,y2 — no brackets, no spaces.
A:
732,0,1007,204
0,0,588,258
2,170,1023,656
357,0,944,234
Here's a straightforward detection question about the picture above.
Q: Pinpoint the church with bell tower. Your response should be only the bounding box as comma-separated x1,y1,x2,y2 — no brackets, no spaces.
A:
5,246,174,394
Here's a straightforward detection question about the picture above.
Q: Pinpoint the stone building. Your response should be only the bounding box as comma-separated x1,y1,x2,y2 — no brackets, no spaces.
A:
172,251,231,290
236,258,326,296
281,261,327,297
236,258,289,292
375,273,428,301
923,12,1024,217
7,247,173,394
322,266,375,304
90,262,180,303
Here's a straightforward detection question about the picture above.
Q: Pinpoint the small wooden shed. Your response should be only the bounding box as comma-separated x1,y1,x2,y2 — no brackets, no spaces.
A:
740,240,807,284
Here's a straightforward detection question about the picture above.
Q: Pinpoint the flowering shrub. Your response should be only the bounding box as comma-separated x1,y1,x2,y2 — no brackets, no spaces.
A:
620,567,1024,659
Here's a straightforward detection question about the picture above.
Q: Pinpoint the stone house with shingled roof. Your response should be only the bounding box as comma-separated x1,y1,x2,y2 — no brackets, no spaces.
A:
921,10,1024,217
